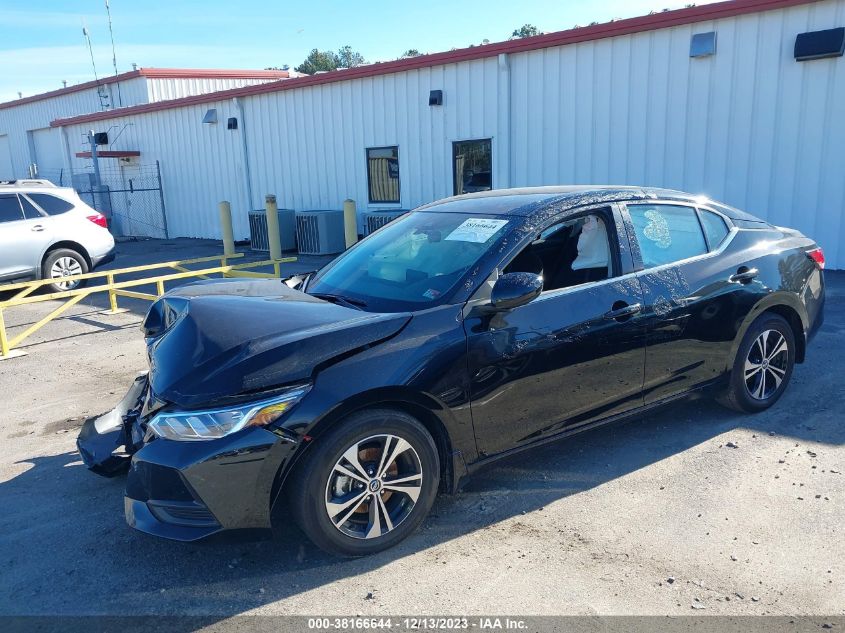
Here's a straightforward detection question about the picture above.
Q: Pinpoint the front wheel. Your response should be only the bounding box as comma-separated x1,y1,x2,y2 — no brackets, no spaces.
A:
719,313,796,413
287,409,440,557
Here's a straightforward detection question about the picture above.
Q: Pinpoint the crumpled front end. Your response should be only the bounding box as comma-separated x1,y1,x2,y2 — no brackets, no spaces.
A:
77,371,302,541
76,373,149,477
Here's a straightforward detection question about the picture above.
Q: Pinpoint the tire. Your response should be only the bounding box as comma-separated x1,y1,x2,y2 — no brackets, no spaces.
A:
719,313,796,413
287,409,440,557
42,248,88,293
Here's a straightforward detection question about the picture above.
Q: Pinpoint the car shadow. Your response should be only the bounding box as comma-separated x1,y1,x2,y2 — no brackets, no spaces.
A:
0,387,842,623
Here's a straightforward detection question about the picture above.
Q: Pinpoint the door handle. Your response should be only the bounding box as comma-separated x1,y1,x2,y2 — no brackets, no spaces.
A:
603,303,642,321
31,225,44,232
729,268,758,283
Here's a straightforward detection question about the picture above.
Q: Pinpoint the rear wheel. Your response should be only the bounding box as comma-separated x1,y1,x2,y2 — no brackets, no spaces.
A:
287,409,439,557
43,248,88,293
719,313,795,413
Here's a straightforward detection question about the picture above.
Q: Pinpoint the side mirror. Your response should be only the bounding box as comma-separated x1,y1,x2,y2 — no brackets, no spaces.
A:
490,272,543,311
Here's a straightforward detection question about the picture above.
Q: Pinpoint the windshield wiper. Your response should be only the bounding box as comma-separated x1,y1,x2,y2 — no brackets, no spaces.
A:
310,293,368,309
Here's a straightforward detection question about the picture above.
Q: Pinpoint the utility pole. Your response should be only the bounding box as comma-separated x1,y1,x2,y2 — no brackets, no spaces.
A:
88,130,102,189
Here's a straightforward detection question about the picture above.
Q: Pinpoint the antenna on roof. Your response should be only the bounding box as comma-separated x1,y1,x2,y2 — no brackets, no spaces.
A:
104,0,122,106
81,21,110,110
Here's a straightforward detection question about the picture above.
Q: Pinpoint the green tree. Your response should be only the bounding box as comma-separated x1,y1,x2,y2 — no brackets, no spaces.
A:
337,45,366,68
511,23,539,38
401,49,422,58
294,49,339,74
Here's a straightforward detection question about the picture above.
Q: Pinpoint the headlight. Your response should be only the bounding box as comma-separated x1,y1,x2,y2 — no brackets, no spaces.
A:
148,385,310,441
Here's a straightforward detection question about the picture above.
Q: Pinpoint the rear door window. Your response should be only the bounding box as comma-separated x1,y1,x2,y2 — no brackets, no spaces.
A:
19,195,44,219
627,204,707,268
0,193,24,223
28,193,75,215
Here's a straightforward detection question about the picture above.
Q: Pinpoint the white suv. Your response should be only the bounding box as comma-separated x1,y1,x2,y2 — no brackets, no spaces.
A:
0,180,115,292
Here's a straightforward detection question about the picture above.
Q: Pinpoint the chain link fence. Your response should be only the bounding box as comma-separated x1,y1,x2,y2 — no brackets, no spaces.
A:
74,161,168,239
36,162,168,239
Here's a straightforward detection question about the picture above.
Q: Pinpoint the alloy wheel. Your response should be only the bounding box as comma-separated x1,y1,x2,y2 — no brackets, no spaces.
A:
50,256,83,290
744,329,789,400
324,434,423,540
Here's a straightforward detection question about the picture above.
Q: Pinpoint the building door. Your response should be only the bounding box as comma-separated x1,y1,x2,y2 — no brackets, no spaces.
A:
0,135,14,181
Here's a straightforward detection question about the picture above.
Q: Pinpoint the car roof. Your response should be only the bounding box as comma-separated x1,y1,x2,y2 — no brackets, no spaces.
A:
416,185,764,223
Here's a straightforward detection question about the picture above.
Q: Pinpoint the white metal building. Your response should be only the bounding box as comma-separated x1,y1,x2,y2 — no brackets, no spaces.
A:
0,68,292,182
2,0,845,266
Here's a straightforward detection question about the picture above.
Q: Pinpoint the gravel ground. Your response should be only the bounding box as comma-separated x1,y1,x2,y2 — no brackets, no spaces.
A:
0,239,842,618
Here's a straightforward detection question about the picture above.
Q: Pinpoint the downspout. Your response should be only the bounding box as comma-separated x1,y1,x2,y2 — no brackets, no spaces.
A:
497,53,511,189
233,97,254,220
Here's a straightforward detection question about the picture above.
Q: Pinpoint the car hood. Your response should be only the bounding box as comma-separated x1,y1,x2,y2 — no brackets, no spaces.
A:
142,278,411,408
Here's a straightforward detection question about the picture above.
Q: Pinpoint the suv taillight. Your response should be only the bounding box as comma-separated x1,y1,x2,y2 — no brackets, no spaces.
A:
807,247,825,270
87,214,108,229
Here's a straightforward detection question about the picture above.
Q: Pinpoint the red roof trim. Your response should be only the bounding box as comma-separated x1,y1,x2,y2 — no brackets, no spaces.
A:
51,0,818,128
75,150,141,158
0,68,290,111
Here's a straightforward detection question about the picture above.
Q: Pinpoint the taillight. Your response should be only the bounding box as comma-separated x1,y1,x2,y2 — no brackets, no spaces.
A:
87,214,108,229
807,247,825,270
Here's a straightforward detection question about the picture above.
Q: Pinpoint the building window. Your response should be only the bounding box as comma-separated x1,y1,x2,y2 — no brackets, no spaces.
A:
453,139,492,196
367,146,400,204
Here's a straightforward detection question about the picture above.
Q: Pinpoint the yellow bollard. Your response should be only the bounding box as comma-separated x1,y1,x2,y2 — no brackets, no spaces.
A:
343,199,358,248
265,194,282,261
219,201,235,256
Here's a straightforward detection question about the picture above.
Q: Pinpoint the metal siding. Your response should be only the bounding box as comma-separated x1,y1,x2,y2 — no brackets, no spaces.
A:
242,58,500,219
509,1,845,267
8,0,843,268
144,77,285,102
64,97,247,240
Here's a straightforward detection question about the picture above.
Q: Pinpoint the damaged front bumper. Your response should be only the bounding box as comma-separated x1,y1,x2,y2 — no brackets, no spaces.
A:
77,374,301,541
76,373,148,476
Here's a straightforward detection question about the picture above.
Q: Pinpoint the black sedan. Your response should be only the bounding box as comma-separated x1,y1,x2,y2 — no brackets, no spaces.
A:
78,186,825,556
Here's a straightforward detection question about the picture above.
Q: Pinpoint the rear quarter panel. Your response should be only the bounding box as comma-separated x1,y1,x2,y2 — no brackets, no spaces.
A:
722,226,823,368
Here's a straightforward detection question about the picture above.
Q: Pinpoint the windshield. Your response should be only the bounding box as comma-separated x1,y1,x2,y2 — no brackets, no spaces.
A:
307,211,510,312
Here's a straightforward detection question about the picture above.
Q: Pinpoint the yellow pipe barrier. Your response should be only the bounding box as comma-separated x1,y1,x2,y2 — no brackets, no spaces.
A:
0,254,246,295
7,293,86,350
115,289,160,301
0,309,10,358
0,253,296,359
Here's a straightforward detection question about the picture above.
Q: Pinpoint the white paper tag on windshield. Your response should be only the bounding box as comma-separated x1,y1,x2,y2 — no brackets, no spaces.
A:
444,218,508,243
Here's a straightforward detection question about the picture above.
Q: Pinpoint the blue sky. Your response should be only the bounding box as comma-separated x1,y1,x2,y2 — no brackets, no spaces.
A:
1,0,704,102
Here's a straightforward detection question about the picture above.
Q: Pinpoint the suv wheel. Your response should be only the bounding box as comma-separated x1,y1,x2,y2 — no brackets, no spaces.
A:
43,249,88,293
287,409,440,557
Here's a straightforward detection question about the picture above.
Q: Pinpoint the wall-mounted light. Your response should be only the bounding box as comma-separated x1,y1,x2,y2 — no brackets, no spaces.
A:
690,31,717,57
202,109,218,124
795,27,845,61
429,89,443,106
227,117,238,130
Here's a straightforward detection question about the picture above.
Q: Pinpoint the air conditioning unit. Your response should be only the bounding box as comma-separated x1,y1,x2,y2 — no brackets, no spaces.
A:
295,210,346,255
362,209,408,236
248,208,296,252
